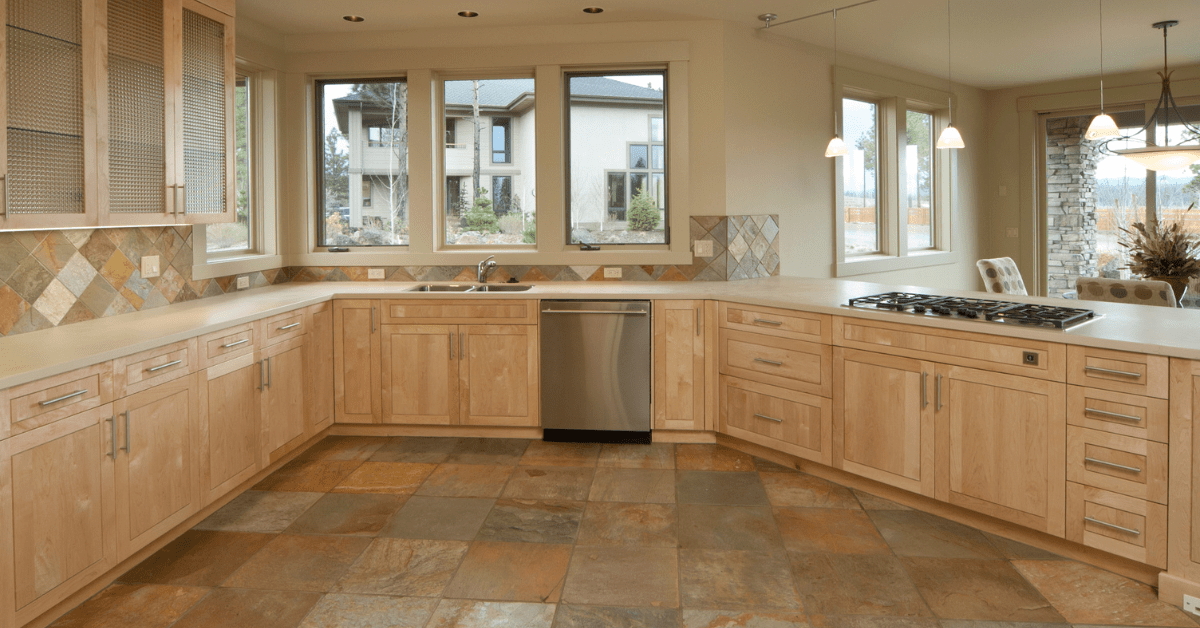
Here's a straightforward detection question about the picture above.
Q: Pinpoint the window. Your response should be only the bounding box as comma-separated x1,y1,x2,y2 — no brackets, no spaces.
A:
906,110,935,251
207,73,252,255
843,98,880,255
317,78,408,247
443,78,535,246
568,71,667,244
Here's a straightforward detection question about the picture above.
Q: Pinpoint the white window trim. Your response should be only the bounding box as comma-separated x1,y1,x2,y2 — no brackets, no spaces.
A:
194,61,282,280
833,67,959,277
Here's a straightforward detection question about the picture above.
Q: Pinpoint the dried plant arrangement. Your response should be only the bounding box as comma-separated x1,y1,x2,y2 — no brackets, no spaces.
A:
1119,220,1200,281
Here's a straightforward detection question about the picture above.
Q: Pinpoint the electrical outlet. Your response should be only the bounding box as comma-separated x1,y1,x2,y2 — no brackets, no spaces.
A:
1184,595,1200,616
236,276,250,290
368,268,385,280
694,239,714,258
140,255,160,278
1006,227,1019,238
604,267,622,279
1023,351,1039,366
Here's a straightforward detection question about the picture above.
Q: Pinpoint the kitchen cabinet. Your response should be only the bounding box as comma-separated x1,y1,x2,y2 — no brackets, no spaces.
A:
0,405,116,627
834,348,935,497
260,335,306,466
720,375,831,465
306,302,334,435
935,364,1066,536
654,300,708,431
197,352,260,505
460,324,538,427
334,300,382,423
112,375,200,557
1167,359,1200,596
381,325,458,425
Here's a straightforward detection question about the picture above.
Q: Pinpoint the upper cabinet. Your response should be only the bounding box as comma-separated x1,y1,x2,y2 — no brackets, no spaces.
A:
0,0,233,230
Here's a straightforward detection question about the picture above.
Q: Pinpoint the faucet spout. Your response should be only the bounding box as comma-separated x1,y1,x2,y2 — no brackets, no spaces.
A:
477,255,498,283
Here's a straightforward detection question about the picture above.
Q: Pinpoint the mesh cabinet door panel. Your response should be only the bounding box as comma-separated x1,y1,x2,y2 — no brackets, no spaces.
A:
180,6,227,219
107,0,167,218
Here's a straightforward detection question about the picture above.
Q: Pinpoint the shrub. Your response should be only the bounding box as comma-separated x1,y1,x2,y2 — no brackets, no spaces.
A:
463,187,499,233
522,213,536,244
627,185,660,231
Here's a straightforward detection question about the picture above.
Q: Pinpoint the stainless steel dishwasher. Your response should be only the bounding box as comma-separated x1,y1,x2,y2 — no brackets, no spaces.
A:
540,300,652,443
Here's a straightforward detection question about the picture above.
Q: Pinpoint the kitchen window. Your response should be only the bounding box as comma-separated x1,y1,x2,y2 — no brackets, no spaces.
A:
207,73,253,256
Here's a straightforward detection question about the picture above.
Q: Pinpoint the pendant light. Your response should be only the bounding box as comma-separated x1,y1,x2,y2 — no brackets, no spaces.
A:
1085,0,1120,140
825,8,848,158
935,0,964,149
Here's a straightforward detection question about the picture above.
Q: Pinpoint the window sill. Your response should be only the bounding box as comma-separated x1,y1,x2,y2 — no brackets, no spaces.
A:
193,253,284,281
291,247,692,268
836,250,960,277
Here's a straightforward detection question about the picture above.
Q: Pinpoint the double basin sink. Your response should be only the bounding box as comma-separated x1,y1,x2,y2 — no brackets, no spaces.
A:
406,284,533,293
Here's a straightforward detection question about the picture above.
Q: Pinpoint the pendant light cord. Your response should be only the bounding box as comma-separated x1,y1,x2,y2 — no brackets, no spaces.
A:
1098,0,1105,112
946,0,953,126
833,8,839,136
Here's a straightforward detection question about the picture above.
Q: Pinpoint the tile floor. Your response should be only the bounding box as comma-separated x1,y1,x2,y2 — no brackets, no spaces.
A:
51,437,1200,628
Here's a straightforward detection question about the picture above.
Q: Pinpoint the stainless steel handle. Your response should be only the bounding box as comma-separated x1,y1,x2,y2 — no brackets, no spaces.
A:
107,416,117,459
0,174,6,215
258,360,265,391
40,389,88,406
540,310,649,316
176,183,186,214
449,332,455,360
121,411,130,453
922,372,929,409
460,332,465,360
1084,457,1142,474
753,358,783,366
278,322,301,331
696,306,702,336
1085,366,1142,379
753,318,783,326
267,357,273,388
146,360,183,373
1084,407,1143,422
221,338,250,349
165,184,174,214
754,413,783,423
371,306,377,333
936,374,943,411
1084,516,1141,536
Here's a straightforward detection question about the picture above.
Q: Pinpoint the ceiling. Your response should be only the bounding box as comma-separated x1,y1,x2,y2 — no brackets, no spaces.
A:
237,0,1200,90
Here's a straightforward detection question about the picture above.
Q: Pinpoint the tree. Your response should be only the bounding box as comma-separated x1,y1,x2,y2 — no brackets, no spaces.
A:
905,111,932,207
463,187,499,233
322,129,348,212
471,80,482,195
351,82,409,237
234,82,249,221
627,185,660,231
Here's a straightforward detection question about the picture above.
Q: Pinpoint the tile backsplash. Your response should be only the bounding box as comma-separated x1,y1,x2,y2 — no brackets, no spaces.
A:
0,215,779,338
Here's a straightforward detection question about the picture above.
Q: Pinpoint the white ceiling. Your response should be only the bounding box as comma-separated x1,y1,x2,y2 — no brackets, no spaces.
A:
238,0,1200,89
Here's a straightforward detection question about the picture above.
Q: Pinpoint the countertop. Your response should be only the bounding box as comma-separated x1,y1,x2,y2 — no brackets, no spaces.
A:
1,276,1198,391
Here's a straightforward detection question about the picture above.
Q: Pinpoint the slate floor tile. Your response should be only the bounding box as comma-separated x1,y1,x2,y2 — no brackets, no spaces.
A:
1011,560,1198,627
222,534,371,592
677,504,783,551
370,437,458,463
382,496,495,541
476,499,585,544
425,600,556,628
519,440,601,467
789,552,933,617
48,583,209,628
331,462,437,494
588,468,675,503
442,541,572,603
900,557,1064,623
775,507,891,555
417,464,513,498
502,466,595,501
870,510,1003,559
562,546,679,608
170,588,321,628
285,493,406,536
297,594,438,628
555,604,681,628
680,549,801,611
576,502,676,547
118,530,273,586
676,443,756,471
252,459,364,493
296,436,390,462
194,491,323,533
676,470,769,506
760,472,861,509
445,438,529,465
597,443,675,469
682,609,810,628
334,537,469,597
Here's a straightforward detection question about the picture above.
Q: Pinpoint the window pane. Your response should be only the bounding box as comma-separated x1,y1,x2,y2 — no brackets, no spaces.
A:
650,173,665,209
569,72,666,244
651,145,664,169
906,110,934,251
445,117,457,146
209,74,251,254
318,79,408,247
444,79,535,246
843,98,879,255
1093,114,1146,283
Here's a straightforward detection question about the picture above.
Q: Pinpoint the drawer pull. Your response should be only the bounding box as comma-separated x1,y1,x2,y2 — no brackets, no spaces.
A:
146,360,183,373
278,322,301,331
1085,366,1142,379
221,338,250,349
1084,457,1142,474
1084,516,1141,536
754,413,783,423
107,416,117,459
753,358,783,366
753,318,783,326
39,389,88,406
1084,407,1142,422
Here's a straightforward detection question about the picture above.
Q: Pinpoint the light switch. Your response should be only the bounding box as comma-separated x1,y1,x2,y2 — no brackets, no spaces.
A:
604,267,622,279
140,255,160,278
368,268,385,280
236,276,250,290
694,239,714,258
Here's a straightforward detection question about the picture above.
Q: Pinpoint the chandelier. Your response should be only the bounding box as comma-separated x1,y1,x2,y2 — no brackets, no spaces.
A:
1099,20,1200,171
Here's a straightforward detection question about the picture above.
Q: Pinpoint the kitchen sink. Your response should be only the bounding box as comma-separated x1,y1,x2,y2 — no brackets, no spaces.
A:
406,284,476,292
472,284,534,292
405,284,534,292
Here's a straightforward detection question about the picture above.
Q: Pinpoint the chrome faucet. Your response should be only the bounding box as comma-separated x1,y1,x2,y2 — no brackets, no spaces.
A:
477,255,498,283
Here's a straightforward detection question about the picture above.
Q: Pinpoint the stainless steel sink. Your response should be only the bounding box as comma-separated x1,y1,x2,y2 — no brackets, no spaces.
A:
405,284,534,293
406,284,476,292
472,285,534,292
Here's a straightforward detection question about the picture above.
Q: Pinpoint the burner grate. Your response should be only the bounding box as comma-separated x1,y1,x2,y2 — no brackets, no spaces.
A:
847,292,1097,329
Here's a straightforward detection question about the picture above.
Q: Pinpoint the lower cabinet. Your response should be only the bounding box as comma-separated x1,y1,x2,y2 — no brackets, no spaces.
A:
381,325,458,425
198,354,262,506
654,300,708,431
261,336,308,466
1168,359,1200,588
307,303,335,435
935,364,1067,537
720,375,831,465
334,300,382,423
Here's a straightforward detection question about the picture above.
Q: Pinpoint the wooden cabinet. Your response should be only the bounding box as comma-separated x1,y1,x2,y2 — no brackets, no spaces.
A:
112,338,197,398
334,300,381,423
1068,483,1166,568
720,375,831,465
1167,359,1200,594
112,375,200,557
2,362,113,440
460,325,538,427
1067,346,1169,399
654,300,708,431
260,336,306,465
834,348,935,497
197,352,260,505
0,405,116,627
381,325,458,425
935,364,1066,536
306,302,334,435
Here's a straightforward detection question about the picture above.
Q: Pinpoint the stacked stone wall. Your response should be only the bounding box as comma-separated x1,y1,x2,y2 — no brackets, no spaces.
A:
1045,116,1100,297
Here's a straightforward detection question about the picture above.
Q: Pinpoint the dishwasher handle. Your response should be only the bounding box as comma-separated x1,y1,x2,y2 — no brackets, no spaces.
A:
540,309,649,315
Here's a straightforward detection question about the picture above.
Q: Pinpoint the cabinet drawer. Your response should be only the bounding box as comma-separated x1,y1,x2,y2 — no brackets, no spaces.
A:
1067,386,1167,443
1067,346,1168,399
259,310,306,346
199,323,256,368
719,329,831,396
719,302,829,343
719,375,832,465
2,363,113,438
1066,482,1165,568
383,299,536,325
113,339,198,397
1067,426,1167,504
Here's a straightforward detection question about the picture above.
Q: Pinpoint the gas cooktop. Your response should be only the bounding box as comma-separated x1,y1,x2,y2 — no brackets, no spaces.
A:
847,292,1098,330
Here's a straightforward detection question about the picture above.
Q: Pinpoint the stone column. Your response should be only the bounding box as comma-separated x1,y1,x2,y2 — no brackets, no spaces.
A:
1045,116,1100,297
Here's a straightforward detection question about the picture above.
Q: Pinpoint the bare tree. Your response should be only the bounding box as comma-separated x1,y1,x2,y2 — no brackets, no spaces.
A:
472,80,483,197
352,82,409,239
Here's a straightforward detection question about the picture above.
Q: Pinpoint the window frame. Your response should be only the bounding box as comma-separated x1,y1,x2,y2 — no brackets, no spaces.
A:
833,68,958,277
491,117,512,164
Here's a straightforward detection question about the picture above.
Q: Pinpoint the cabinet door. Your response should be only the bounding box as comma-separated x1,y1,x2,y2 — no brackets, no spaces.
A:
261,336,306,465
935,364,1066,536
198,353,260,505
1,0,99,230
834,348,935,497
654,300,705,431
460,325,538,427
382,324,458,425
174,0,234,224
306,303,334,434
0,405,115,626
113,375,200,558
334,300,381,423
100,0,175,225
1168,359,1200,587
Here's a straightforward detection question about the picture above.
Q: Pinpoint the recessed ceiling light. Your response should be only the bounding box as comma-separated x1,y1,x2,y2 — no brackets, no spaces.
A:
583,7,604,13
343,15,364,22
457,10,478,17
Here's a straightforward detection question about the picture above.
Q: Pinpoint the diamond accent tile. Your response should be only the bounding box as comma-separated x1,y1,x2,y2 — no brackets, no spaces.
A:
33,279,77,325
58,253,98,297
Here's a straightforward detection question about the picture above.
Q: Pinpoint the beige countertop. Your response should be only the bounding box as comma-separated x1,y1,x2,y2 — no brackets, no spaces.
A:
1,276,1198,391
